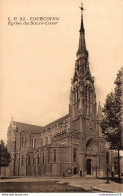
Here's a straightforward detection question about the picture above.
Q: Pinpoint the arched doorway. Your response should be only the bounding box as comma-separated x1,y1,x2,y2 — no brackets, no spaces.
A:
87,159,91,175
86,138,98,175
73,167,77,175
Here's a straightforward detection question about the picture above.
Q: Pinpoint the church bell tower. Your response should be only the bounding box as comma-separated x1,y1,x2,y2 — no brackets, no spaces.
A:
69,4,97,176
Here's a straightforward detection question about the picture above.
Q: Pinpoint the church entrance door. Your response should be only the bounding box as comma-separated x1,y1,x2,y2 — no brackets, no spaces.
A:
87,159,91,175
73,167,77,175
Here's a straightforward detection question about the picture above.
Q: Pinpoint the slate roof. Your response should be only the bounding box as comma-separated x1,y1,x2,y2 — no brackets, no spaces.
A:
13,121,43,133
12,113,69,133
43,114,69,130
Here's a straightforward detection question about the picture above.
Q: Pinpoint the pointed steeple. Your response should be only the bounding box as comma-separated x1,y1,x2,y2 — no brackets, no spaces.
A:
77,3,87,57
79,2,85,33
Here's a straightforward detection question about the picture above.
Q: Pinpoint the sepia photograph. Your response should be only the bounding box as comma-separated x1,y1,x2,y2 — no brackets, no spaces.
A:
0,0,123,194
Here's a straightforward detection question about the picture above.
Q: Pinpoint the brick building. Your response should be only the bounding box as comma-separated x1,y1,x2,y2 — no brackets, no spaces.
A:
7,8,106,177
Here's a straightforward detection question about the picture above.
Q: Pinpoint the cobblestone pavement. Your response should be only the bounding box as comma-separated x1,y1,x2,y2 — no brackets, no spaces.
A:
0,176,122,193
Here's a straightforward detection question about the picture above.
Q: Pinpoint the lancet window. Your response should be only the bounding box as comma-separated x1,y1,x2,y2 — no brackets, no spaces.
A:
28,154,30,166
73,148,77,162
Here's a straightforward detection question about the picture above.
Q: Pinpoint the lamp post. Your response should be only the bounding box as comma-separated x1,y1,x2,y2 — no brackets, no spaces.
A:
106,151,110,184
117,144,121,183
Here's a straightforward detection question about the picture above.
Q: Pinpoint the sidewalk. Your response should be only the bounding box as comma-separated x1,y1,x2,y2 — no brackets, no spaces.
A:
57,178,123,192
91,181,123,193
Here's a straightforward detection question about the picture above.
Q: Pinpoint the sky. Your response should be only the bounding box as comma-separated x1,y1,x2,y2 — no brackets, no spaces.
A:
0,0,123,142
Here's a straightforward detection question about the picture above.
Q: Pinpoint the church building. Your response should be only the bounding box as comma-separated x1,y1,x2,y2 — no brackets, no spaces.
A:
7,7,106,177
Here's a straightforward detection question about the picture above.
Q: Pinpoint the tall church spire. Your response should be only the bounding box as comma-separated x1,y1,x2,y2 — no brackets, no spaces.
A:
77,3,87,57
79,2,85,33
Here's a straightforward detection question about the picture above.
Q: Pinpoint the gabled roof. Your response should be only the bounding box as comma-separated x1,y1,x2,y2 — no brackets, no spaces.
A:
13,121,43,133
11,114,69,134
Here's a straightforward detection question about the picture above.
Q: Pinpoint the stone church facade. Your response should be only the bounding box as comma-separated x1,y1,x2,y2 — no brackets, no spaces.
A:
7,9,106,177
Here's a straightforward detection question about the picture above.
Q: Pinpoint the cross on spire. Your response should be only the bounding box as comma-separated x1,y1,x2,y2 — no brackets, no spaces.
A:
77,2,87,56
79,2,85,17
79,2,85,33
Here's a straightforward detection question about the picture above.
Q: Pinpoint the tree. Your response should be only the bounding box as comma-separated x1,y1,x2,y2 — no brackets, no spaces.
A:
0,139,11,176
101,68,122,182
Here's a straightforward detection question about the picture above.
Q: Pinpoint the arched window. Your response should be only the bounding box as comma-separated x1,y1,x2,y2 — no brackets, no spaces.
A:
28,154,30,166
18,154,20,166
22,137,25,147
34,139,36,148
46,137,48,145
25,137,26,147
74,91,76,103
21,155,24,166
73,148,77,162
32,138,36,148
33,155,35,165
43,153,45,165
89,88,92,103
48,150,50,163
77,88,79,102
22,137,26,147
89,90,91,103
30,133,31,142
85,87,88,102
88,89,92,115
54,150,56,162
37,154,40,165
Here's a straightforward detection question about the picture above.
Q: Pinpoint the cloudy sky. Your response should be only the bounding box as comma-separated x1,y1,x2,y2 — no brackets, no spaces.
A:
0,0,123,142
